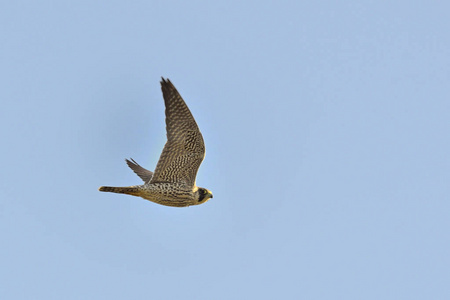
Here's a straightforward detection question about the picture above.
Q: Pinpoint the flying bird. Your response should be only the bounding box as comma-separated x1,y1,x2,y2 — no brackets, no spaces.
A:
99,78,213,207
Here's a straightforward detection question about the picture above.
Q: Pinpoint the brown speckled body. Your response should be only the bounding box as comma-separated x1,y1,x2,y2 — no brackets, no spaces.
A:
99,78,213,207
100,183,203,207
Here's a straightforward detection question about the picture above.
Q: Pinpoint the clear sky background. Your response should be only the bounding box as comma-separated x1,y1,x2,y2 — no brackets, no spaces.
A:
1,1,449,299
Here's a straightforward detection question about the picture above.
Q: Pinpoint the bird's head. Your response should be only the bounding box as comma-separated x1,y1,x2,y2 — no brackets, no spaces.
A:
195,187,214,205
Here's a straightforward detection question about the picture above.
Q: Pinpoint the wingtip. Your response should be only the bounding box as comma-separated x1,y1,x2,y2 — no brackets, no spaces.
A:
160,77,172,86
125,158,139,167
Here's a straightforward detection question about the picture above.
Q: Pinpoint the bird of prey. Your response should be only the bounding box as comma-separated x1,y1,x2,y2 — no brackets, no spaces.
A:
99,78,213,207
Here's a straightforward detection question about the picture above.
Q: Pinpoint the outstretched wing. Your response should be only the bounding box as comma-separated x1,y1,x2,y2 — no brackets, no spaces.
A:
125,158,153,183
150,78,205,187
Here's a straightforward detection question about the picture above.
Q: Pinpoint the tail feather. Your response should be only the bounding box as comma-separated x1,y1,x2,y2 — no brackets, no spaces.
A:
98,186,140,196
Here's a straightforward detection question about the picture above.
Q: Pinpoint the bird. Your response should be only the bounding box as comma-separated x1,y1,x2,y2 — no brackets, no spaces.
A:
99,78,213,207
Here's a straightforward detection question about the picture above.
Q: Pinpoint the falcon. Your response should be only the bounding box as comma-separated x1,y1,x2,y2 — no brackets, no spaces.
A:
99,78,213,207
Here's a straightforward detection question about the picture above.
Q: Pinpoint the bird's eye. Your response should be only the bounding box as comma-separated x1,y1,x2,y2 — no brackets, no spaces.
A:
198,189,206,201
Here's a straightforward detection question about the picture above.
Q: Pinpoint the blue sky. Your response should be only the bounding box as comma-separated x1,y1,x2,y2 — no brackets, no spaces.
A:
1,1,449,299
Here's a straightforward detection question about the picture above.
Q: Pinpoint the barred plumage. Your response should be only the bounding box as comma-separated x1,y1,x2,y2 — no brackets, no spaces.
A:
99,78,213,207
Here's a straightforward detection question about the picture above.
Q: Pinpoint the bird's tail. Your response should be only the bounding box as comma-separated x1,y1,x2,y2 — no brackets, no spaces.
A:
98,186,140,196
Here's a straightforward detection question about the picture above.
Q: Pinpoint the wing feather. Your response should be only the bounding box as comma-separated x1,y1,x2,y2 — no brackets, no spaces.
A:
125,158,153,183
150,78,205,187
